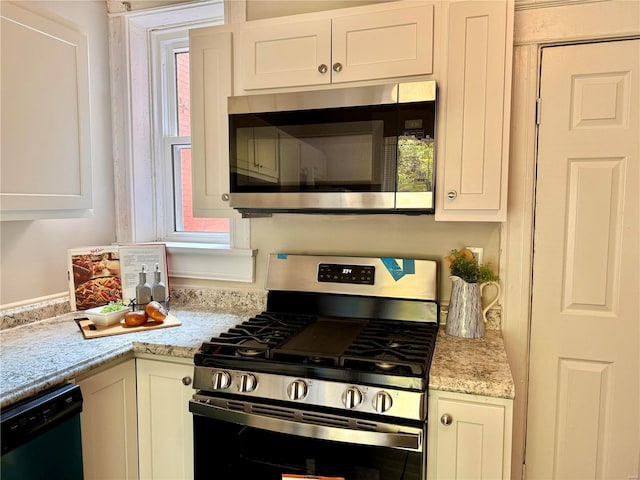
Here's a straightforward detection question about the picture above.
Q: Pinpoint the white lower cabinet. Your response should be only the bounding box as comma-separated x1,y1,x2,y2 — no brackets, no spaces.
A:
136,357,195,480
427,390,513,480
78,359,139,480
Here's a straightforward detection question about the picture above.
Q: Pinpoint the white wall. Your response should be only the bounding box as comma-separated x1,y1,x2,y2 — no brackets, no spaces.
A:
170,215,501,303
0,1,116,307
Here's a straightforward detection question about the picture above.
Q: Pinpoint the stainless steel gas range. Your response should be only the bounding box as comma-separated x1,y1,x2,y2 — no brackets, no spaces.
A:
189,254,440,480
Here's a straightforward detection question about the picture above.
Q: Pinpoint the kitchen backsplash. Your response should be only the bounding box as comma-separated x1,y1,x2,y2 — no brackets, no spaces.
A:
0,288,501,331
0,296,71,330
169,287,267,315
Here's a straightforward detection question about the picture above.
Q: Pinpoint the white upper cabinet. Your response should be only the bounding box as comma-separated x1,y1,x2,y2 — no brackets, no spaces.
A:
190,0,514,221
436,0,514,221
1,1,92,220
236,2,434,92
237,18,332,90
331,5,434,84
189,27,239,216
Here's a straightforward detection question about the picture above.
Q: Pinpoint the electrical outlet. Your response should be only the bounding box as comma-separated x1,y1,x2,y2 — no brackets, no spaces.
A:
465,246,484,265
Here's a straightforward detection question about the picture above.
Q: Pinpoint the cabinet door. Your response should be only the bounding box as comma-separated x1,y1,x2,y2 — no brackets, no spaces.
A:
78,360,138,480
331,4,434,84
189,28,238,217
1,1,92,220
237,19,331,90
437,0,513,221
137,358,194,480
428,390,513,480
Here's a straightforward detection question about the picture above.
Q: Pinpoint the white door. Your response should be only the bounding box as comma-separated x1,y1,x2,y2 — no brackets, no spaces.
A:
526,40,639,479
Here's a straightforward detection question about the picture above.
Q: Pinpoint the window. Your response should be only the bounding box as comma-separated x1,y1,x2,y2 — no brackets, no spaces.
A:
109,1,255,282
151,29,229,244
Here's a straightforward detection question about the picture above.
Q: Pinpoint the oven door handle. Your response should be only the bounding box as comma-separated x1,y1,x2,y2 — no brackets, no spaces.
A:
189,399,422,451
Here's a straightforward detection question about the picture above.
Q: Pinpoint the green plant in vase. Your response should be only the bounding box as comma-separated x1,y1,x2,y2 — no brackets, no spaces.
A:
444,248,500,339
444,248,499,283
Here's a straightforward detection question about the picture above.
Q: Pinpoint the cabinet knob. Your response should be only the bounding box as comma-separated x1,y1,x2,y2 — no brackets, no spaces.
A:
332,62,343,72
441,413,453,426
182,376,192,386
446,190,458,200
318,64,328,74
221,193,230,202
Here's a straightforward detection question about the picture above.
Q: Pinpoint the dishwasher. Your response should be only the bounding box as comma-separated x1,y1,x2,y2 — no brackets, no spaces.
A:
1,383,84,480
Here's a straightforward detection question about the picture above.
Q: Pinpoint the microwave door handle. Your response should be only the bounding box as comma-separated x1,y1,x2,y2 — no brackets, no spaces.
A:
189,399,422,451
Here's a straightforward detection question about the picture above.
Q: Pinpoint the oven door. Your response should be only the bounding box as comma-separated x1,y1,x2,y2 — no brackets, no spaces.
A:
190,395,426,480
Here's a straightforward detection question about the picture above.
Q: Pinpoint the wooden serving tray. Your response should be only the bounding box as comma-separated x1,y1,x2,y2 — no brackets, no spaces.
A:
76,312,181,339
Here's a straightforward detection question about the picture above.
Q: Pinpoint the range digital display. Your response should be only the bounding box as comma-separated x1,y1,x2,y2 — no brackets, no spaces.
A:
317,263,375,285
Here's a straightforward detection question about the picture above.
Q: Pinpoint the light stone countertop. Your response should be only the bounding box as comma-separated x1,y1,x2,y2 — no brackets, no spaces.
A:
0,307,247,409
430,328,515,399
1,303,515,409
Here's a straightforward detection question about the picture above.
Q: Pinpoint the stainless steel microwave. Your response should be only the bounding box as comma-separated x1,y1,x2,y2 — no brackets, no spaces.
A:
228,81,436,214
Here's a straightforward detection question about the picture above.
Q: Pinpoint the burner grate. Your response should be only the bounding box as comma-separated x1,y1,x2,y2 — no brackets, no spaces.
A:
195,312,438,381
195,313,314,362
341,320,439,375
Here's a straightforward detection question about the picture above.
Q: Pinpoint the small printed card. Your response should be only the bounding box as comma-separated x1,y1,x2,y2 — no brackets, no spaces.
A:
68,243,168,310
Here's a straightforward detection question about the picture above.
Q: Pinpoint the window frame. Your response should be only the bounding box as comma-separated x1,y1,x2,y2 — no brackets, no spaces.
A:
108,0,255,282
151,31,229,244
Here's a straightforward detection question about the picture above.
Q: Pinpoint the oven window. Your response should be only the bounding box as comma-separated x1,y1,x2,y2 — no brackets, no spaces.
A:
194,415,423,480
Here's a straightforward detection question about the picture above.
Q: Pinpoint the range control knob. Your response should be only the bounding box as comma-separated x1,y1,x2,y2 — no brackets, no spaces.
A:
372,391,393,413
212,370,231,390
342,386,363,409
287,379,308,400
238,374,257,393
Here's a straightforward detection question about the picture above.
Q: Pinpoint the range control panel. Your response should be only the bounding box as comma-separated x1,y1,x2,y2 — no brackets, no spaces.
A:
317,263,375,285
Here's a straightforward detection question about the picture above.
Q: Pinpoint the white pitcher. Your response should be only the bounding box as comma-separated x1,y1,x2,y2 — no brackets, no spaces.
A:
445,276,501,339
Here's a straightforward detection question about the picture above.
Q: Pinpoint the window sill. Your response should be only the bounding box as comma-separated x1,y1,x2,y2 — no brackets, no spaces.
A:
165,242,256,283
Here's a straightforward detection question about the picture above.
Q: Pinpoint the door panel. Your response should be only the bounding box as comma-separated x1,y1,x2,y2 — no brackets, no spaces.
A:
238,19,331,90
332,4,434,83
527,39,639,479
